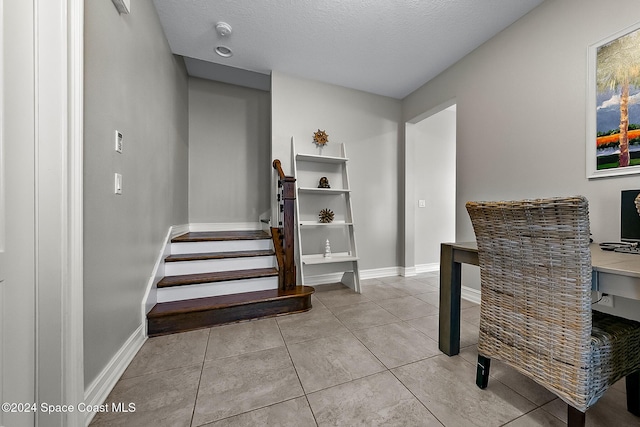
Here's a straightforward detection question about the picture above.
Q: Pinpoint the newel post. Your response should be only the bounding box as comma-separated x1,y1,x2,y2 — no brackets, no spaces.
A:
281,176,296,290
272,159,297,291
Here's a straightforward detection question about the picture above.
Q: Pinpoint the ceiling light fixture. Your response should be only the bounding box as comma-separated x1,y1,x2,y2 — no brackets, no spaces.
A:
215,22,232,37
215,46,233,58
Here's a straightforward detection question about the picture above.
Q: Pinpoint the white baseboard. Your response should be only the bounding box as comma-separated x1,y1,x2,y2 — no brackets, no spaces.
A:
303,265,480,304
461,285,481,305
303,272,344,286
304,266,427,285
304,266,400,286
84,324,146,426
360,266,401,279
189,222,261,232
142,227,174,320
304,265,438,281
416,263,439,274
171,223,190,238
400,266,417,277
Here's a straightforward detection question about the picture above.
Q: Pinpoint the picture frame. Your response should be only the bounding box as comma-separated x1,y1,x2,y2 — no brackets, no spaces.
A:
586,21,640,179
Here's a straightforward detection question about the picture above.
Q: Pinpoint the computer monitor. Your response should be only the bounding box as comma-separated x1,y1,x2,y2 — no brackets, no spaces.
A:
621,189,640,243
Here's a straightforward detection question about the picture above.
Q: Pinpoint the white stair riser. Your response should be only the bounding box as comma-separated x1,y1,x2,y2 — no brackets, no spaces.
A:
165,256,276,276
171,239,272,255
157,276,279,303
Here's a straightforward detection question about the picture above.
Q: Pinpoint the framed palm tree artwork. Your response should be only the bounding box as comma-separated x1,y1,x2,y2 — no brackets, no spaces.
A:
587,21,640,179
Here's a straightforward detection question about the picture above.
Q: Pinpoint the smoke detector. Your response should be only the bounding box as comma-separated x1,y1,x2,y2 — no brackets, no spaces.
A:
215,22,232,37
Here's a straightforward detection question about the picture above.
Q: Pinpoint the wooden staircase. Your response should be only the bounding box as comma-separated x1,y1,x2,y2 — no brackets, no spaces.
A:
147,230,314,336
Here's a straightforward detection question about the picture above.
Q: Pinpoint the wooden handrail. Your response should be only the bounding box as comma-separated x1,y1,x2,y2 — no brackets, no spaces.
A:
272,159,285,180
272,159,296,291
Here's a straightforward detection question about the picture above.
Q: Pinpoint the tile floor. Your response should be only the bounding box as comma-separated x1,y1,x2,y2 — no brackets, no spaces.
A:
89,273,638,426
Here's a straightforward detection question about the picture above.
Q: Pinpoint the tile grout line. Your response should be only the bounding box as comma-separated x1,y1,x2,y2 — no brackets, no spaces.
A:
275,315,320,426
452,349,555,427
95,279,631,426
277,303,396,409
387,363,446,426
189,327,213,427
362,280,475,426
287,286,467,426
194,319,317,426
295,299,442,398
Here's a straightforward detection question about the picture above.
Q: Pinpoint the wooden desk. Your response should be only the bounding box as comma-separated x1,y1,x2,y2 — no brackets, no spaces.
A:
438,242,640,356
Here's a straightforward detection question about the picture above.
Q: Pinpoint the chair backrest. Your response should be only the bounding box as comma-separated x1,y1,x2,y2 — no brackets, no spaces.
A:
466,196,592,404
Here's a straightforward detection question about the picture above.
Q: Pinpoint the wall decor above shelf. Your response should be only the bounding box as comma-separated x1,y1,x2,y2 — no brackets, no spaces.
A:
292,137,360,292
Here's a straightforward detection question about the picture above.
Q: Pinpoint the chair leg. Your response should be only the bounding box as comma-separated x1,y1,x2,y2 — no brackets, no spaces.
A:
567,405,585,427
476,355,491,389
627,371,640,416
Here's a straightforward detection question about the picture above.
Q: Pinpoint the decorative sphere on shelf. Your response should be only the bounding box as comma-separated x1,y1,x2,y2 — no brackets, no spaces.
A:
319,208,334,223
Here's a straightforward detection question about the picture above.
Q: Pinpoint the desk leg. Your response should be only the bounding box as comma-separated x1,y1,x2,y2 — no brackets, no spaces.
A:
439,244,461,356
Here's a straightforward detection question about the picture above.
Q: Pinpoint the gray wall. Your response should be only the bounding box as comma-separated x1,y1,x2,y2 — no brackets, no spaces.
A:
272,72,402,270
84,0,189,387
402,0,640,318
188,78,271,223
404,0,640,246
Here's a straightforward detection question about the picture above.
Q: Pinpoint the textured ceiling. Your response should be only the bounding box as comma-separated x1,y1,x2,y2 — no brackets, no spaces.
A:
152,0,543,99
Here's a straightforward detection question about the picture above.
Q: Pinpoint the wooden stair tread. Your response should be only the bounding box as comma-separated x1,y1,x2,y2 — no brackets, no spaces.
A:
148,286,315,318
165,249,275,262
172,230,270,243
157,268,278,288
147,285,315,336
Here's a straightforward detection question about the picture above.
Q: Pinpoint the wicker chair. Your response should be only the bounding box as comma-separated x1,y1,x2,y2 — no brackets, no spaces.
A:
466,196,640,427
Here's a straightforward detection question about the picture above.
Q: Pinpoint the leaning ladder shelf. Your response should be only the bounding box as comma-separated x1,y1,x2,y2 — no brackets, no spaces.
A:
292,137,361,293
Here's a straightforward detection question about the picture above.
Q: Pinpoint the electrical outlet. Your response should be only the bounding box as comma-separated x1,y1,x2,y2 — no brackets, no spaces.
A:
597,292,614,308
418,200,426,208
114,173,122,195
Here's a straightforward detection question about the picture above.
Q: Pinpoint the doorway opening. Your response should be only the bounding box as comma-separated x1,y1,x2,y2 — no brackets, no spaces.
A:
405,102,456,272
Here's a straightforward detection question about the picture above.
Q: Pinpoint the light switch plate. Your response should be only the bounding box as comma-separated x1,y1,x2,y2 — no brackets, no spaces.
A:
115,130,123,153
418,200,426,208
115,173,122,195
